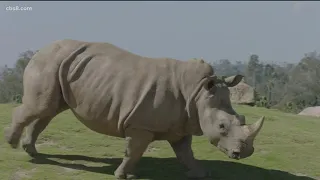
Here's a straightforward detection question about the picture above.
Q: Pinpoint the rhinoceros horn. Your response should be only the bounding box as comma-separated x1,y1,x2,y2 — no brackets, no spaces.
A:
242,116,265,139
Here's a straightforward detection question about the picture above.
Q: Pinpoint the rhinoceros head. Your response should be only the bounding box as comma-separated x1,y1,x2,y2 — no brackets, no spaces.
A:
196,74,264,160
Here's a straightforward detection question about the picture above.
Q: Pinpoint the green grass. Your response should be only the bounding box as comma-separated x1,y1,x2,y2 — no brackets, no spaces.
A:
0,104,319,180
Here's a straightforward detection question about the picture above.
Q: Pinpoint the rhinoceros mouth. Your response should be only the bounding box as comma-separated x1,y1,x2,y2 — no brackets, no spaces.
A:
217,144,228,154
217,144,241,160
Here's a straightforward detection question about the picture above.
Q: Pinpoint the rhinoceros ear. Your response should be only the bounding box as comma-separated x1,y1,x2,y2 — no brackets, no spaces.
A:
224,75,244,87
203,76,217,91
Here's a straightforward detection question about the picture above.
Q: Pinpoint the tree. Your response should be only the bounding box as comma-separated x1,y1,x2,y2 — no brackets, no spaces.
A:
0,50,36,103
246,54,260,88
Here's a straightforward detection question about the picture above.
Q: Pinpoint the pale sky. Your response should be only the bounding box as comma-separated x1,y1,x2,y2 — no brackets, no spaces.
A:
1,1,320,67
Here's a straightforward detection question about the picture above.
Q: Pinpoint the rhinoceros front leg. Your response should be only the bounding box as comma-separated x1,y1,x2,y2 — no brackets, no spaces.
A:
169,135,210,179
114,128,154,179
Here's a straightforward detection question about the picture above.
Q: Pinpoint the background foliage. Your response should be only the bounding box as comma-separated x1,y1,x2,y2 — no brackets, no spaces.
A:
1,49,320,114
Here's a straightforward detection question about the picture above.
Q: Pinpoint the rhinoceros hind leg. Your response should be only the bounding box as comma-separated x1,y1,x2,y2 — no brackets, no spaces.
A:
21,105,68,157
114,128,154,179
5,104,41,149
21,117,52,157
4,55,65,150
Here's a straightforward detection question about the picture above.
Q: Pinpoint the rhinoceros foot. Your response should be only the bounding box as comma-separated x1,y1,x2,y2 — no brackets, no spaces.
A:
186,168,211,179
114,169,137,180
21,141,39,157
4,127,21,149
115,173,137,179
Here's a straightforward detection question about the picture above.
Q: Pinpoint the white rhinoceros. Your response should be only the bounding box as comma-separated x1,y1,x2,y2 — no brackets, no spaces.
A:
5,39,264,179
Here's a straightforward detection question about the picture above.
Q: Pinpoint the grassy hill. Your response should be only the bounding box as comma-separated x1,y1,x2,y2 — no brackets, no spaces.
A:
0,104,319,180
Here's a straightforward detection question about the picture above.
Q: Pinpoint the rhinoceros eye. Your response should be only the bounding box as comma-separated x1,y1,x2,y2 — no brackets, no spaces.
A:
219,123,228,136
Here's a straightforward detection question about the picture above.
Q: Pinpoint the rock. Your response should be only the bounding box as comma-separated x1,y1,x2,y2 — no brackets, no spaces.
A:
298,106,320,117
228,79,255,106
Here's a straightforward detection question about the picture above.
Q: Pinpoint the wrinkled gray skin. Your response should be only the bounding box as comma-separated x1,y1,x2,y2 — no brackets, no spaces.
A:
4,39,264,179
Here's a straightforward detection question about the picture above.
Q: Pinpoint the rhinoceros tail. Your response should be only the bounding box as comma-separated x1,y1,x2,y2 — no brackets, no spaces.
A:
58,44,88,108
